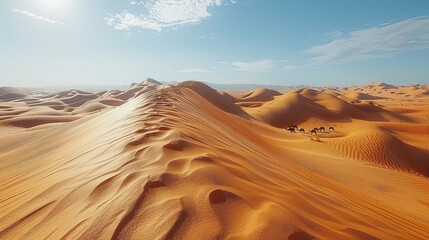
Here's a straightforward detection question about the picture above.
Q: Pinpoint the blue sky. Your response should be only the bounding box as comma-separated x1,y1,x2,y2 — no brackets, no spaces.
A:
1,0,429,87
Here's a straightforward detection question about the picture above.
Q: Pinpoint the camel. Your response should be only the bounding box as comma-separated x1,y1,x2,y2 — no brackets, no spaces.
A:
286,127,296,133
312,127,319,132
310,129,317,135
299,128,305,133
319,127,325,132
329,126,334,131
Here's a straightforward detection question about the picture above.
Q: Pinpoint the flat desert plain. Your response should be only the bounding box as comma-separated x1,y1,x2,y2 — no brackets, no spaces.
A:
0,80,428,239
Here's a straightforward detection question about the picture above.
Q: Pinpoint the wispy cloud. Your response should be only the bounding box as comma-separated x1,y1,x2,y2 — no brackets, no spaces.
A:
231,60,277,73
178,68,210,73
200,32,215,39
323,30,343,39
179,59,294,73
307,16,429,65
106,0,235,32
12,8,64,25
282,65,301,71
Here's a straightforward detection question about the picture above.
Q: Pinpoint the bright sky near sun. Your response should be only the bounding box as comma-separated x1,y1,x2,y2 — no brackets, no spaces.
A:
1,0,429,87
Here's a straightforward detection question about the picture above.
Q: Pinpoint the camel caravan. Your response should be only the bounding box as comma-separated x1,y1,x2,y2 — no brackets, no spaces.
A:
286,125,334,135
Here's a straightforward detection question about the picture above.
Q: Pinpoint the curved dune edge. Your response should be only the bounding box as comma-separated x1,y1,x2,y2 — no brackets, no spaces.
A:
0,82,428,239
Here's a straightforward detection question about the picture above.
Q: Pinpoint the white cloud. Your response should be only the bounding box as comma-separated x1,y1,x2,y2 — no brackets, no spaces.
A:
231,60,276,73
106,0,230,32
179,59,295,73
12,8,64,25
324,30,343,39
282,65,300,71
307,16,429,64
178,68,211,73
199,32,215,39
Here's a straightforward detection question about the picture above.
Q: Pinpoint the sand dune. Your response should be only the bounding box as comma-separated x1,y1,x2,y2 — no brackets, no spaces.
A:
238,88,282,102
244,92,345,127
324,82,429,106
242,87,415,128
0,81,428,239
342,91,384,100
0,87,48,97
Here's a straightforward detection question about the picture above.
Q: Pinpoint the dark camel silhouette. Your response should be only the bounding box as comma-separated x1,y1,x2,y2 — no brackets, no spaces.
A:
286,127,296,133
299,128,305,133
310,129,317,135
329,126,334,131
319,127,325,132
312,127,319,132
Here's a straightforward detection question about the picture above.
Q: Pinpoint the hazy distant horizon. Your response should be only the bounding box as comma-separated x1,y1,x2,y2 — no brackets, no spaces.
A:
2,78,426,93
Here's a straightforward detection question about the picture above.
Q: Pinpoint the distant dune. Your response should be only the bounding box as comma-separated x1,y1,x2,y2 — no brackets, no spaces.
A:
342,91,384,100
0,86,48,96
0,80,428,239
238,88,282,102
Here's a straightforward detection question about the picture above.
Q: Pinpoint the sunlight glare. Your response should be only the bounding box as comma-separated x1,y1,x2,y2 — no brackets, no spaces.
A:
39,0,70,11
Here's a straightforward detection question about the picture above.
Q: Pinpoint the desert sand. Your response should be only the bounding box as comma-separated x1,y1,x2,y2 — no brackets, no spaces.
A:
0,80,428,239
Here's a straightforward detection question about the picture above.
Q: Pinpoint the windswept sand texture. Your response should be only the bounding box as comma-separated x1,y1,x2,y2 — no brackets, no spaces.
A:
0,81,428,239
